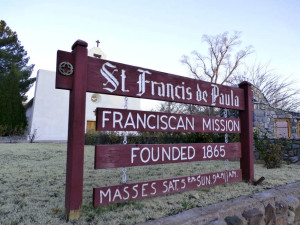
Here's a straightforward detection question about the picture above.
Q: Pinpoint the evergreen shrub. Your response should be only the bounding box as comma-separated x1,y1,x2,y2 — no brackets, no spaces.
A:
253,129,287,168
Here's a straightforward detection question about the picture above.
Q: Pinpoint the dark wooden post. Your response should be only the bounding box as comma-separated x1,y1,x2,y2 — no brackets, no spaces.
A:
239,81,254,183
65,40,88,220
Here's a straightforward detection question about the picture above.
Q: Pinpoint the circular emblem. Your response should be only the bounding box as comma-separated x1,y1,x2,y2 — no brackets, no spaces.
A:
91,94,101,103
59,62,74,76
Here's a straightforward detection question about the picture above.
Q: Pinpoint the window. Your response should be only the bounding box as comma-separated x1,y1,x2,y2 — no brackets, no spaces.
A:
298,120,300,137
275,119,290,138
86,121,96,133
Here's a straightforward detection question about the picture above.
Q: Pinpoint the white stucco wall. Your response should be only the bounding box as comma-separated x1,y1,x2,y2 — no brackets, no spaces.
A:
85,93,141,122
29,70,69,141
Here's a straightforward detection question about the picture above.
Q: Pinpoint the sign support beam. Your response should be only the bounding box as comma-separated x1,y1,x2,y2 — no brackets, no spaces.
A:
64,40,88,220
239,81,254,183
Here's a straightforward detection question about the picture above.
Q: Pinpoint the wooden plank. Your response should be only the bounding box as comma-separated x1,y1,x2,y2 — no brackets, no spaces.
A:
95,143,241,169
239,82,254,183
64,40,88,220
56,50,74,90
93,169,242,206
56,53,245,110
96,108,241,133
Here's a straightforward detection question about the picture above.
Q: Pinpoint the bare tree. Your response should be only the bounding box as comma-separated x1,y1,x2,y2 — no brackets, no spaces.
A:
233,62,300,112
159,31,253,115
157,101,186,114
160,31,299,113
157,101,219,116
181,31,253,85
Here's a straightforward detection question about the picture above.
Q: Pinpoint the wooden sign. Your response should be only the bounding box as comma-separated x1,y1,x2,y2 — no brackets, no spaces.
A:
55,40,254,220
95,143,241,169
96,108,241,133
56,51,245,110
93,169,242,206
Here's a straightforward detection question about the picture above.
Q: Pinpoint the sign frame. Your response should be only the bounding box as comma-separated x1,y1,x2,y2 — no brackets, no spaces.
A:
56,40,254,220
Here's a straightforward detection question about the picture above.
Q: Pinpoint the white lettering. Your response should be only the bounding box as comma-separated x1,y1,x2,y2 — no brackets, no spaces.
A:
123,186,130,200
169,116,176,130
112,188,122,202
142,183,148,197
162,147,171,161
160,115,168,130
177,117,185,130
203,118,211,131
186,117,195,130
137,69,151,96
163,181,168,193
100,62,119,92
150,182,157,195
141,147,151,163
102,111,111,128
196,84,208,102
211,84,219,106
113,112,123,128
120,70,129,92
147,114,156,129
172,147,180,160
132,185,139,199
186,87,192,100
100,189,111,204
180,146,187,160
166,83,174,100
131,147,139,163
136,114,146,129
124,112,135,128
234,96,239,107
188,146,195,159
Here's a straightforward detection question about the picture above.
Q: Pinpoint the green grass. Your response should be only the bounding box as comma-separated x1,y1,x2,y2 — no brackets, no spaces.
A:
0,143,299,224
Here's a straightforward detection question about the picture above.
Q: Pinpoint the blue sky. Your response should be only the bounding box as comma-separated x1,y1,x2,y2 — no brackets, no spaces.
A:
2,0,300,106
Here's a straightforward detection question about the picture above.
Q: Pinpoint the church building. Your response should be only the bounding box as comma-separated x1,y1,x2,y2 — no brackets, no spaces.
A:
25,44,141,142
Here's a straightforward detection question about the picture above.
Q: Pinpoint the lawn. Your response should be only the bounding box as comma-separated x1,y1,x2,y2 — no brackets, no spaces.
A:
0,143,299,225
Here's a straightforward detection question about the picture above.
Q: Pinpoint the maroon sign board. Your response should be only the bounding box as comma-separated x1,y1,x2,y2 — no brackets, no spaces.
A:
55,40,254,220
95,143,241,169
93,169,242,206
96,108,241,133
56,50,245,110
